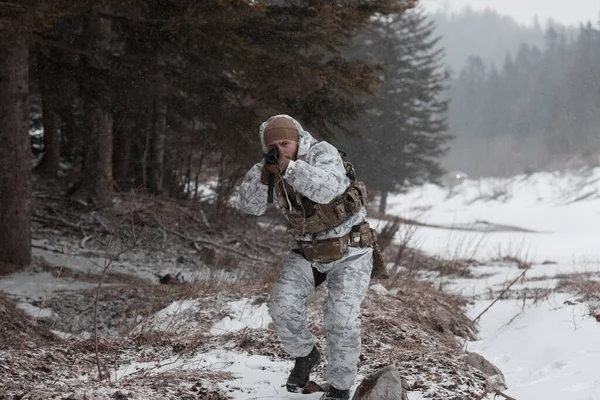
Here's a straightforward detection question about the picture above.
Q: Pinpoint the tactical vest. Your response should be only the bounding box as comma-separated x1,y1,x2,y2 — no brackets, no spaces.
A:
275,152,389,279
275,164,368,237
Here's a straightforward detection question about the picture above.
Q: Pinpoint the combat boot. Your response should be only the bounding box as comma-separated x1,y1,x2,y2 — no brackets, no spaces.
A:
320,386,350,399
286,345,321,393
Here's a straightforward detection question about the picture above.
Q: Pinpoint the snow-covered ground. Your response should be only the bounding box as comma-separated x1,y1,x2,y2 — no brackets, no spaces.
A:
383,167,600,400
384,168,600,264
125,166,600,399
4,166,600,399
194,166,600,399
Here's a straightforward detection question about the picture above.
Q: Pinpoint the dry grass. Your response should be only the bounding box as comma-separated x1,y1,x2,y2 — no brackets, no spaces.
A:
0,294,57,350
357,286,484,398
556,272,600,319
371,217,490,283
392,276,476,341
0,269,486,400
0,280,259,399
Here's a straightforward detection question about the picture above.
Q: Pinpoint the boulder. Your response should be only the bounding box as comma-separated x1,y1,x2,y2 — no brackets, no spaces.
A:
351,365,406,400
485,374,508,392
464,351,505,382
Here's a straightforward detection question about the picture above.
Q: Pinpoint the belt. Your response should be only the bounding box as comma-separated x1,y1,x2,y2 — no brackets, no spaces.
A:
296,234,350,263
297,233,350,246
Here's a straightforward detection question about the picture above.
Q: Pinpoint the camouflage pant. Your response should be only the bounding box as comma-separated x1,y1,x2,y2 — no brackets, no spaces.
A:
268,246,373,390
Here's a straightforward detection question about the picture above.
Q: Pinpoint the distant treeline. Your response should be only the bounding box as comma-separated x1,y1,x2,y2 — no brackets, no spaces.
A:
430,7,551,74
445,23,600,177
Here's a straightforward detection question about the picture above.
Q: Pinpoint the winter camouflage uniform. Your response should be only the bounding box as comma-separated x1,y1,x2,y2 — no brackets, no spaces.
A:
236,115,373,391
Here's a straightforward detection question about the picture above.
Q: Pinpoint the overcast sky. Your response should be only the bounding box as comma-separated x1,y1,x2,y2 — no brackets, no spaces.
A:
421,0,600,27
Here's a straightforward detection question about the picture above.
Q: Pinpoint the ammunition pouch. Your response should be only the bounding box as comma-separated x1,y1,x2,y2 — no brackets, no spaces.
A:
371,244,389,280
349,221,377,247
349,222,388,279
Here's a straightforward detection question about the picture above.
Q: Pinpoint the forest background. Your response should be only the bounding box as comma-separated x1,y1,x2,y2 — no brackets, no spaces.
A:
2,0,600,274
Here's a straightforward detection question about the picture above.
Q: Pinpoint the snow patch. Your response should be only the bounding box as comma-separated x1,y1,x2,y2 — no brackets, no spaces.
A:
210,299,272,335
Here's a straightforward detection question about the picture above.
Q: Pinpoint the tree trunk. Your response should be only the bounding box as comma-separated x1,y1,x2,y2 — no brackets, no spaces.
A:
82,101,113,206
113,115,133,192
59,100,83,161
148,71,166,195
142,113,150,190
36,96,61,177
79,6,113,207
378,189,388,214
0,35,32,267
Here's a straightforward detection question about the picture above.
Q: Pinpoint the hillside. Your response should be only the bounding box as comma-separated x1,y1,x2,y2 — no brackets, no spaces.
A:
0,177,490,400
2,167,600,399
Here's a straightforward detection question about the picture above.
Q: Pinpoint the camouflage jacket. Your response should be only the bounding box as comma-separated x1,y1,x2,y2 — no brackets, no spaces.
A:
236,114,366,241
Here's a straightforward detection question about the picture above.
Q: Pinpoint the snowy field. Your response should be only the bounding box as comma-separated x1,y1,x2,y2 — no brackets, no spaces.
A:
383,167,600,400
384,168,600,264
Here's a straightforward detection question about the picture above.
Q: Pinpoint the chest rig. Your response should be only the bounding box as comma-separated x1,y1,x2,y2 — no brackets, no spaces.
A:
275,179,368,237
274,152,388,279
274,154,368,237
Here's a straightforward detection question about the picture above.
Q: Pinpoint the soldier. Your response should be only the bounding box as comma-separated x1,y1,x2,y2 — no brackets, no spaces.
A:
236,114,384,400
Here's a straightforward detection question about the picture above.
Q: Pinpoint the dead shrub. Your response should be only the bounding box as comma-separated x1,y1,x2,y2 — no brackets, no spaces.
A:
556,272,600,308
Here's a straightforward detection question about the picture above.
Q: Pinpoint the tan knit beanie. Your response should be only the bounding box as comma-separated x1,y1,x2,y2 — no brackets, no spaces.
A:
264,117,299,145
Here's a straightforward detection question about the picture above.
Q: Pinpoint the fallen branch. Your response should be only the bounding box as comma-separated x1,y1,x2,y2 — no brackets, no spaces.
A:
94,214,112,232
32,212,113,236
32,243,65,254
476,389,518,400
80,234,97,249
472,267,529,324
32,214,81,230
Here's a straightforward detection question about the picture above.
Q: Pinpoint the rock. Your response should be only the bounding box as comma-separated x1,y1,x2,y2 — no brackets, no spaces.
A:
303,380,328,394
158,272,184,284
485,374,508,392
198,246,216,265
464,351,505,383
351,365,406,400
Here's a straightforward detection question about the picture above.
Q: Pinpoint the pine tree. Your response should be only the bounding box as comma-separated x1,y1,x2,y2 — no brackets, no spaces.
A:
1,0,420,237
341,7,451,212
1,1,92,268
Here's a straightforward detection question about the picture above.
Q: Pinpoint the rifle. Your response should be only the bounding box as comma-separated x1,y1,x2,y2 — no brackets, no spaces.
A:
265,146,278,203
